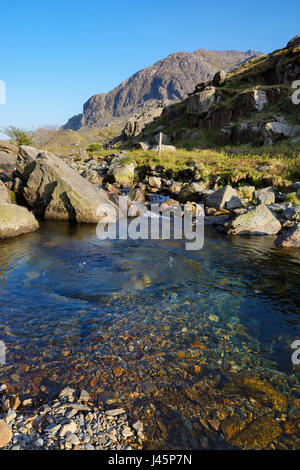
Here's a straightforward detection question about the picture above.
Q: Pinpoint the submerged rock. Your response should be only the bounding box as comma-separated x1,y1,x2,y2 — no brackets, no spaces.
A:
230,417,281,450
0,203,39,239
227,204,281,235
16,146,119,223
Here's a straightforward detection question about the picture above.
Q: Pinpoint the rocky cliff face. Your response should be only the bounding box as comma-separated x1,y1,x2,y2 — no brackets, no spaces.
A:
63,49,262,131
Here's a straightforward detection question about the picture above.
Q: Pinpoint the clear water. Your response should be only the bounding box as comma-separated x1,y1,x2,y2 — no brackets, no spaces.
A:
0,220,300,449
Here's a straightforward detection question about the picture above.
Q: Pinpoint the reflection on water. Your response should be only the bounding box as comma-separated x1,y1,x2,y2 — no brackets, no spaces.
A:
0,221,300,449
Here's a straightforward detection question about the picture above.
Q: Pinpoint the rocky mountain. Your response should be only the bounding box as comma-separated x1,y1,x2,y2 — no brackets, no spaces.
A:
63,48,263,131
132,36,300,148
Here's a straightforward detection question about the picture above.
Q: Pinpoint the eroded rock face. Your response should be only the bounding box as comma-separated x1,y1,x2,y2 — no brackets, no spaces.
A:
186,87,216,115
227,204,282,235
16,146,119,223
275,222,300,248
0,203,39,239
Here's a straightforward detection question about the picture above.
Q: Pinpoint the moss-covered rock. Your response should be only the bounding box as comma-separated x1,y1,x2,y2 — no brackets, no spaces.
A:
230,417,282,450
227,204,282,235
0,203,39,239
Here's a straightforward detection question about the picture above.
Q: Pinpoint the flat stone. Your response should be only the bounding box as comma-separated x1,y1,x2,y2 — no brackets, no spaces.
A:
106,408,126,417
65,432,80,445
60,421,77,437
0,419,13,448
58,386,76,399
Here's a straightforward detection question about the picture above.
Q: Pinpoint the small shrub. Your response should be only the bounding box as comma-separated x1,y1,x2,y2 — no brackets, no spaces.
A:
3,126,33,146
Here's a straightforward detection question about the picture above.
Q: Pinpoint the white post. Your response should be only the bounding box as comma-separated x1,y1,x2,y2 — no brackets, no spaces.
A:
158,132,162,156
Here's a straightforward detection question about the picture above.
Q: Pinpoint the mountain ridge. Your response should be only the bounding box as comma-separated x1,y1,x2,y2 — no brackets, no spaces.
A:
63,47,263,131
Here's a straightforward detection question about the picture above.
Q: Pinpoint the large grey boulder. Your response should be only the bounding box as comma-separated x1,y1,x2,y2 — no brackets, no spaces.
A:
254,187,276,205
205,185,238,209
0,203,39,239
227,204,282,235
0,181,10,203
16,146,119,223
186,87,215,115
107,155,135,185
263,121,300,144
275,222,300,248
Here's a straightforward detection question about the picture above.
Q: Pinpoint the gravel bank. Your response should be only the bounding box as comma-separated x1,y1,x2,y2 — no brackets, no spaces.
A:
0,385,145,450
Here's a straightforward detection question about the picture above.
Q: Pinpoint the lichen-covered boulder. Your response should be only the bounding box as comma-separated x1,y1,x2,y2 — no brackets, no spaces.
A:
107,155,136,186
0,203,39,239
254,187,276,205
16,146,119,223
227,204,282,235
205,185,238,209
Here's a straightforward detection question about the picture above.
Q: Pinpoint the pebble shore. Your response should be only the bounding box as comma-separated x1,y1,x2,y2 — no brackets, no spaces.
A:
0,385,145,450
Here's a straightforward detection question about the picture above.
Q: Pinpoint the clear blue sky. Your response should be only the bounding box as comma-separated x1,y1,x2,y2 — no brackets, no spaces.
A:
1,0,299,132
